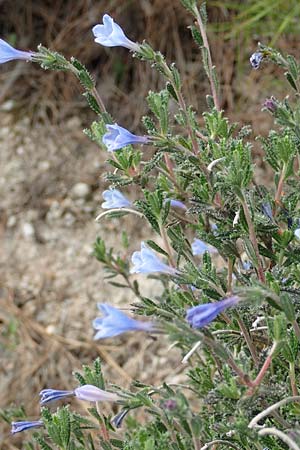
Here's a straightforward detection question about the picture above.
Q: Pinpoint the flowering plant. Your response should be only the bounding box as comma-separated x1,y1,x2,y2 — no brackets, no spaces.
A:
2,1,300,449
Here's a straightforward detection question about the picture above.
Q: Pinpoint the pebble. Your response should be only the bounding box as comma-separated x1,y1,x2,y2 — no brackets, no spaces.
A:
7,215,17,228
21,222,35,239
71,182,91,199
38,160,50,171
1,100,15,111
46,324,57,335
64,212,76,227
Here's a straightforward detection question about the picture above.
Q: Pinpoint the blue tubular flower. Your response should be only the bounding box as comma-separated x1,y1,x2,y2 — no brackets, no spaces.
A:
242,261,252,270
191,238,217,256
11,420,43,434
262,202,273,221
250,52,263,69
130,242,177,275
0,38,33,64
93,303,153,340
39,389,74,405
74,384,119,402
186,296,240,328
92,14,140,51
165,199,187,210
102,124,149,152
39,385,118,404
112,409,130,428
102,189,132,209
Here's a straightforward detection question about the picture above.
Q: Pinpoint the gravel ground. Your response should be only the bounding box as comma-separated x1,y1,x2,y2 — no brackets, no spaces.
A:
0,111,183,449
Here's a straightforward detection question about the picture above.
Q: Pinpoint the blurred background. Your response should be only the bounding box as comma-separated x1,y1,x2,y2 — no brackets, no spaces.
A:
1,1,299,448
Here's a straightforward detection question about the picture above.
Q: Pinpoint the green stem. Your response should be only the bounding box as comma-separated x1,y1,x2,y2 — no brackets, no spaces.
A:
274,163,286,216
289,362,298,396
193,7,220,111
236,313,259,367
292,320,300,343
159,223,176,267
240,195,265,283
91,86,107,114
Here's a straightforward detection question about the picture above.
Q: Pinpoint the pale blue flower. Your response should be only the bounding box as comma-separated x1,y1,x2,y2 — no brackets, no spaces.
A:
186,296,240,328
93,303,153,339
103,124,149,152
165,199,187,210
102,189,131,209
92,14,140,51
295,228,300,240
40,385,118,404
130,241,177,275
250,52,263,69
112,409,130,428
0,38,33,64
262,202,273,221
39,389,74,405
11,420,43,434
242,261,252,270
74,384,119,402
192,238,217,256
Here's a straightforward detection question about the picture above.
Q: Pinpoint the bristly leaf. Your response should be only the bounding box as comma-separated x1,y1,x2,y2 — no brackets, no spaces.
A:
71,57,95,90
285,71,298,91
83,92,102,115
179,0,196,14
199,2,208,25
189,25,203,48
166,82,178,101
201,46,210,78
145,240,169,257
33,436,53,450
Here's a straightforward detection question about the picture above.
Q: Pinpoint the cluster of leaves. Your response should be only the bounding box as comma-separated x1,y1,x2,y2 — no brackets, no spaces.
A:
5,0,300,449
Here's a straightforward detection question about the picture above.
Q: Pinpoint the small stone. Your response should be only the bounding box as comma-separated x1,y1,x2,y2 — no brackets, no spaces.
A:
1,100,15,111
38,160,50,171
0,127,10,138
64,212,76,227
66,117,81,129
46,201,62,222
22,222,35,239
46,324,56,335
26,209,39,221
7,216,17,228
71,182,91,199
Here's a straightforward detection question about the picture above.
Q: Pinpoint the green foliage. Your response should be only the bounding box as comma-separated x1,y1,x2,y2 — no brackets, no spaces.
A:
212,0,300,44
73,358,105,389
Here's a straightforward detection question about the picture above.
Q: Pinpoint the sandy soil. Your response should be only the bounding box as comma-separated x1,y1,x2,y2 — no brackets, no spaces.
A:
0,111,184,449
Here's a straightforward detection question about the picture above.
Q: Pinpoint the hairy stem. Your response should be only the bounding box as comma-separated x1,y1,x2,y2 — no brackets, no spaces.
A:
289,362,299,396
159,223,176,267
236,314,259,367
194,7,220,111
292,320,300,343
240,196,265,283
248,395,300,429
251,342,277,387
257,428,300,450
91,86,107,114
